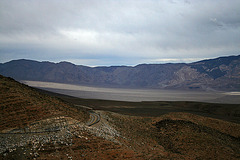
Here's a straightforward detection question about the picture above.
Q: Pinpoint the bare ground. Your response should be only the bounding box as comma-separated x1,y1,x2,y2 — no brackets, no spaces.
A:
1,75,240,159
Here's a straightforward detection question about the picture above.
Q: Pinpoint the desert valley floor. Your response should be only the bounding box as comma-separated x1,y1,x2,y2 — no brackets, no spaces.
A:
23,80,240,104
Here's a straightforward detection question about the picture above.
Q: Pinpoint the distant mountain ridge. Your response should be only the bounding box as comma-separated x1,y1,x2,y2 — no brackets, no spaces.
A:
0,55,240,91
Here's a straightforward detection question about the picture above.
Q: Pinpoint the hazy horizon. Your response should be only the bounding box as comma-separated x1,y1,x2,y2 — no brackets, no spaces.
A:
1,54,239,67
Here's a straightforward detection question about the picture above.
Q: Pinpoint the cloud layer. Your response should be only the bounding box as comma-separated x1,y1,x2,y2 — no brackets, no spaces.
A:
0,0,239,66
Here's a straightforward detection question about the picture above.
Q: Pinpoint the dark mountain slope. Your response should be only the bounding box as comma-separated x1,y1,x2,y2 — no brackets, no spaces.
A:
0,75,88,131
0,55,239,91
190,55,240,79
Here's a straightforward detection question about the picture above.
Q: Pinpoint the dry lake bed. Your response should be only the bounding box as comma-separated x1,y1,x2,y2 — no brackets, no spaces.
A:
23,81,240,104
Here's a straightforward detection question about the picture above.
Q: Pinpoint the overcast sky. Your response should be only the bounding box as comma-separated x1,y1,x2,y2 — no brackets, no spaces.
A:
0,0,239,66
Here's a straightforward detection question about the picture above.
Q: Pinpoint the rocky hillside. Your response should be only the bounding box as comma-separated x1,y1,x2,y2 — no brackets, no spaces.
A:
0,75,88,131
0,75,140,159
0,55,239,91
105,111,240,159
1,75,240,159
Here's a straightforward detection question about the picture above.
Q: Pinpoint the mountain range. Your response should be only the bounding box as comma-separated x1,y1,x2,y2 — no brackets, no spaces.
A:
0,55,240,91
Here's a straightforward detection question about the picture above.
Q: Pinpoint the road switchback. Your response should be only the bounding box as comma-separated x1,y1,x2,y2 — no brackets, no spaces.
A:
86,111,100,126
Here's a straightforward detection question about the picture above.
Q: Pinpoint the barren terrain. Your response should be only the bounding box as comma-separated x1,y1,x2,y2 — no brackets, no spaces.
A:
1,75,240,159
23,80,240,104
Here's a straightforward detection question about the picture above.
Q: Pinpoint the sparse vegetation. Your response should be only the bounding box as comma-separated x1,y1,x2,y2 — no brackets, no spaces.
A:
155,119,240,159
0,75,88,131
1,75,240,159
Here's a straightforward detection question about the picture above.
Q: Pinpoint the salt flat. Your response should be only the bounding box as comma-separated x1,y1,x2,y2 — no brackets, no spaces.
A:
23,81,240,104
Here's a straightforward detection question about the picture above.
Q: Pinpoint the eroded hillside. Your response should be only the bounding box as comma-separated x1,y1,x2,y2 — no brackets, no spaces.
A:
0,75,146,159
0,75,88,131
105,112,240,159
1,75,240,159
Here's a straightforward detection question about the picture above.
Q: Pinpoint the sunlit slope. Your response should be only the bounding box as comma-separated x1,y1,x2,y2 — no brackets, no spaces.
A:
0,75,88,132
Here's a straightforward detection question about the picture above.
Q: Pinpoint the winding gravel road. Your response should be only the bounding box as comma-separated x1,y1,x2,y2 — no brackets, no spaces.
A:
86,111,101,126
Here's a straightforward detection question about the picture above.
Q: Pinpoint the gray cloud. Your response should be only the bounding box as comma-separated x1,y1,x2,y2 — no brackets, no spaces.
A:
0,0,239,66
